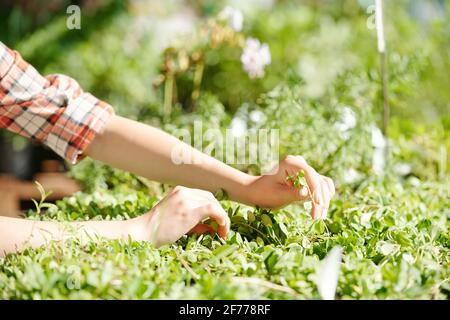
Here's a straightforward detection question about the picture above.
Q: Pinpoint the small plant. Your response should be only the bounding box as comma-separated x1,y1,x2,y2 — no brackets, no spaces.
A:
154,6,271,115
285,169,314,212
31,181,57,215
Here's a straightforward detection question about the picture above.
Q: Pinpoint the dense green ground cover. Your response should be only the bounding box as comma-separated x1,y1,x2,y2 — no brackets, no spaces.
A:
0,1,448,299
0,174,448,299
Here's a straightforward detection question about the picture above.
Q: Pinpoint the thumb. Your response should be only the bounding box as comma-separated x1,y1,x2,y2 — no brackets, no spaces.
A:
189,223,215,235
195,203,230,239
297,186,309,199
289,184,309,201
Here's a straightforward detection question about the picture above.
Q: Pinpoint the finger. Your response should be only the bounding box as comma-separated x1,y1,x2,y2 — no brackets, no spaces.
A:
189,224,216,235
322,176,336,219
196,203,227,225
320,178,331,219
312,185,327,220
223,215,231,240
311,183,326,220
311,202,323,220
284,156,325,219
303,167,324,206
299,185,309,199
292,185,309,201
301,168,325,219
195,203,230,239
323,176,336,197
218,214,231,239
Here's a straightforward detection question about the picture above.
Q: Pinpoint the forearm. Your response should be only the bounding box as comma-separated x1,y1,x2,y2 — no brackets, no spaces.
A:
0,216,140,257
86,115,256,204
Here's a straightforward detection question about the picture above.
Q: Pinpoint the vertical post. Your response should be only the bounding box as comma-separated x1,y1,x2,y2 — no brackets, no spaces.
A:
380,51,389,138
376,0,389,159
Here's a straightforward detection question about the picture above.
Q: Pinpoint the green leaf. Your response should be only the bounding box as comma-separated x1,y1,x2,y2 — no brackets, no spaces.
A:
247,211,256,223
264,250,280,274
212,245,237,259
304,201,312,211
278,221,289,237
214,188,229,201
261,214,273,227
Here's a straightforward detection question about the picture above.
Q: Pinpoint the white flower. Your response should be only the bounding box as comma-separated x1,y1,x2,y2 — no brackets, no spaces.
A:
316,246,343,300
111,279,123,286
394,163,412,176
402,253,415,264
371,126,387,175
360,212,373,228
377,241,399,256
371,126,386,148
335,107,357,132
343,168,362,184
229,116,247,137
372,147,385,175
241,38,271,79
220,6,244,32
407,176,421,187
249,110,266,124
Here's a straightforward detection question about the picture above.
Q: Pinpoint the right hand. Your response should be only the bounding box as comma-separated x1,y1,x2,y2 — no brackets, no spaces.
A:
245,155,335,219
137,186,231,248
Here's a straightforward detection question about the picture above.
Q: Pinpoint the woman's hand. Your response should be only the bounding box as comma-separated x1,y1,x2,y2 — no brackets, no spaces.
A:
134,186,231,248
246,156,335,219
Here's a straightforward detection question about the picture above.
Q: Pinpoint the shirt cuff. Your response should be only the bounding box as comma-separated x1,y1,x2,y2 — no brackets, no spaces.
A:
46,96,115,165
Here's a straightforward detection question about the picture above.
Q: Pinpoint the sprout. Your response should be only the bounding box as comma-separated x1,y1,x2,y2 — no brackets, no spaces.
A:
241,38,271,79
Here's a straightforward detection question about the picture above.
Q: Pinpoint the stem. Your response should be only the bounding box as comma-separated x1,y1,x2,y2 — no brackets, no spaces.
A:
233,221,270,243
164,73,174,119
231,276,301,298
177,253,201,280
191,62,204,109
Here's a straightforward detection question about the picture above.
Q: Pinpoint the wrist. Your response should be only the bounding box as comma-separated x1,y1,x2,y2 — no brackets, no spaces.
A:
127,210,155,242
227,173,259,206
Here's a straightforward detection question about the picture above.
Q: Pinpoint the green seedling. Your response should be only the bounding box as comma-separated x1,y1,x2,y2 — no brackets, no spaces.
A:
285,170,314,212
31,181,57,215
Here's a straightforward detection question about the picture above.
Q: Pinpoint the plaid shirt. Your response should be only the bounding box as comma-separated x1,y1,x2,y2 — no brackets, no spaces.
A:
0,41,114,164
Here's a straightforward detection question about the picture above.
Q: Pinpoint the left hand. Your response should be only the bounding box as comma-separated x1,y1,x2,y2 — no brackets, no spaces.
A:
246,155,335,219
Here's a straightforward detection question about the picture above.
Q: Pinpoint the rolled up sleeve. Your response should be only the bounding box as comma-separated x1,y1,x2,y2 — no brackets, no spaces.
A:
0,41,114,164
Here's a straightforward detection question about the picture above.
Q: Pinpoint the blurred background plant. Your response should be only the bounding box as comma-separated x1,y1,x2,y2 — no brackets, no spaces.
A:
1,1,447,181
